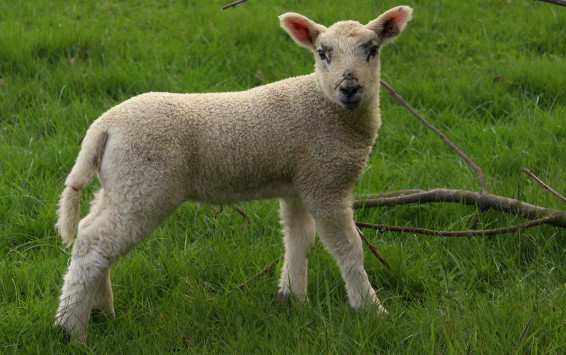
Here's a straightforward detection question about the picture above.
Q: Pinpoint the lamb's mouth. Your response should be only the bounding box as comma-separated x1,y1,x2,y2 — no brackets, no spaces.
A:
336,86,363,109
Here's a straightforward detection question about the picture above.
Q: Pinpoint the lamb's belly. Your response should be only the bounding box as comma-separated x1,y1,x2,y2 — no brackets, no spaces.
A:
189,181,296,204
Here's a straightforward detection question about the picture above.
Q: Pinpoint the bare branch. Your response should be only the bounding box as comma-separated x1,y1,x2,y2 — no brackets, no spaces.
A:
222,0,248,10
380,80,489,194
522,168,566,204
513,317,532,353
356,214,560,237
227,254,284,295
354,188,566,228
356,226,391,270
534,0,566,7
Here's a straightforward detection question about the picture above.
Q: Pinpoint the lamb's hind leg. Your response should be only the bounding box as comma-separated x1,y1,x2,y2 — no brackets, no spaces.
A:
54,196,161,339
278,198,316,303
54,230,113,340
90,268,114,318
74,190,114,318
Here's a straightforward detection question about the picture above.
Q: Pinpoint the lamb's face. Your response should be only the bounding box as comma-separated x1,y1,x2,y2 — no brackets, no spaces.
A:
314,23,381,109
280,6,413,109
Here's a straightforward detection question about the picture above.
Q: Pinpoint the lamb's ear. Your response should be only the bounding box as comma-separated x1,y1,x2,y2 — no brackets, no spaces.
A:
366,6,413,44
279,13,326,51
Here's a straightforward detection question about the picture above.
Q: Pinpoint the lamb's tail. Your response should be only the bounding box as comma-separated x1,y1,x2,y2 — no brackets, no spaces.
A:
56,129,109,247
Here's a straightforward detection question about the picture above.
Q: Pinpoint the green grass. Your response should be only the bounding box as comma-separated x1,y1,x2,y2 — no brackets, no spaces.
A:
1,0,565,353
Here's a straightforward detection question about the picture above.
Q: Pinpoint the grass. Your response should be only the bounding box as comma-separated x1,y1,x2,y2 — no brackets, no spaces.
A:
1,0,565,353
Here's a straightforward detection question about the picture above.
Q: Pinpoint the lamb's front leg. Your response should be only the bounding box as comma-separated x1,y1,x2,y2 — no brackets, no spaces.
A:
314,205,387,314
278,198,316,303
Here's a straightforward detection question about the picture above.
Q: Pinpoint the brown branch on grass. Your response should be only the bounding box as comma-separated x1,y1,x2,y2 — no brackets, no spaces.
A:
354,189,566,228
513,317,532,353
380,80,489,195
231,205,250,220
534,0,566,7
221,0,248,10
522,168,566,204
356,214,560,237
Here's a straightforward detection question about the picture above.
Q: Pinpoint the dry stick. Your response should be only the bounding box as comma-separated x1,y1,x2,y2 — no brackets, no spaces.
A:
355,214,559,237
356,226,391,270
522,168,566,204
353,188,566,228
513,317,532,353
231,205,250,220
380,80,489,195
227,253,284,295
221,0,248,10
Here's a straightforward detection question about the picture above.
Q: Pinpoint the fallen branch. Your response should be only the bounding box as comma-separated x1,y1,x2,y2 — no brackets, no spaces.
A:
222,0,248,10
354,188,566,228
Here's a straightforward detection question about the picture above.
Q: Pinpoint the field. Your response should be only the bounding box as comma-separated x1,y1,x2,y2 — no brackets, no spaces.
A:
1,0,565,353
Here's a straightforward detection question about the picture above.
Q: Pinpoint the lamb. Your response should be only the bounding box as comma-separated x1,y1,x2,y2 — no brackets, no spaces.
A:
54,6,413,339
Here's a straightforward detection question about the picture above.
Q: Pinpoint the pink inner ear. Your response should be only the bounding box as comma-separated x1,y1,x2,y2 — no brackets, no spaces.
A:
285,19,312,45
381,11,409,38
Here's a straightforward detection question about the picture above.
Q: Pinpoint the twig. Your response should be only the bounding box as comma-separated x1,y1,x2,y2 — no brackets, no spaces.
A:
353,188,566,228
380,80,489,195
227,253,284,295
222,0,248,10
230,205,250,220
534,0,566,7
513,317,532,353
355,214,559,237
356,226,391,270
522,168,566,204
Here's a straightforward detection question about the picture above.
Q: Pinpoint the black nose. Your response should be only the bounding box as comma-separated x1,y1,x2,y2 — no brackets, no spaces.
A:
339,85,360,99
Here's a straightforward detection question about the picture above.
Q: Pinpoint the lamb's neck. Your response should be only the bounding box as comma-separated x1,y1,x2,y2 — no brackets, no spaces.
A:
306,74,380,146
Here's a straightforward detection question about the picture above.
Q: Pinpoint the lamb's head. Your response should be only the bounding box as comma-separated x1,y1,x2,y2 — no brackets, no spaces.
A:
280,6,413,109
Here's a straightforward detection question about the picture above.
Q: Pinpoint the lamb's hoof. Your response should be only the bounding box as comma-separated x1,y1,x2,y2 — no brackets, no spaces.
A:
278,290,291,305
377,304,389,318
90,308,115,322
53,324,72,344
53,319,87,341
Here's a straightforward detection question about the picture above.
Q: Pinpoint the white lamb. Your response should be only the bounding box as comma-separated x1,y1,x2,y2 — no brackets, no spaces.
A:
54,6,413,339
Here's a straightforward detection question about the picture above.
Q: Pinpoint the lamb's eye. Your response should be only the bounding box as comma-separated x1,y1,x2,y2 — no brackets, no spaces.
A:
317,49,328,62
367,45,379,62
